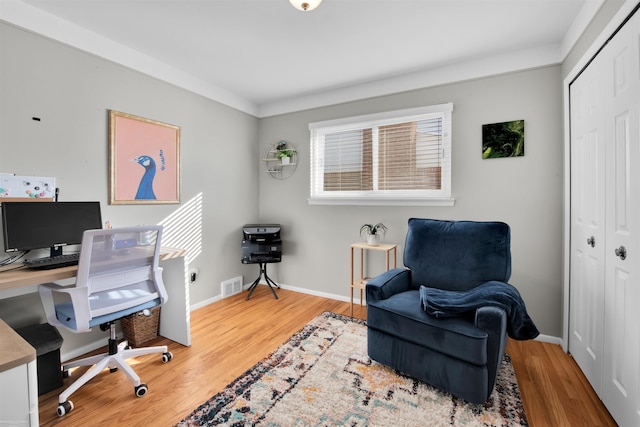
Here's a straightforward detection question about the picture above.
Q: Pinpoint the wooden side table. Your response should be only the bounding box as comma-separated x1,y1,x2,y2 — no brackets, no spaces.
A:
350,242,397,317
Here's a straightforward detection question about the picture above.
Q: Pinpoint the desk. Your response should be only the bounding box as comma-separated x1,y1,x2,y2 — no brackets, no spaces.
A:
0,247,191,346
350,242,397,317
0,319,38,426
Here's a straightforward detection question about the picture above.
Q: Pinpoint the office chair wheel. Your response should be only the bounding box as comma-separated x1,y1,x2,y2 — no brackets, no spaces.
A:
57,400,73,417
162,352,173,363
135,383,148,397
62,369,70,378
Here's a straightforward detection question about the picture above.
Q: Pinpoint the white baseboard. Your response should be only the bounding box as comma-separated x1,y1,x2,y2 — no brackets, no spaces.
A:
214,281,564,347
534,333,562,346
63,282,562,362
190,294,222,311
279,282,355,303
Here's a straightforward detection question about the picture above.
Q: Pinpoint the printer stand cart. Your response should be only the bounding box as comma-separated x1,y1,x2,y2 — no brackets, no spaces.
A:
241,224,282,300
243,261,280,300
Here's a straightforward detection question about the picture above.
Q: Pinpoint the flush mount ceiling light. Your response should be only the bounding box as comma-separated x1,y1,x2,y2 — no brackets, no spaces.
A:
289,0,322,11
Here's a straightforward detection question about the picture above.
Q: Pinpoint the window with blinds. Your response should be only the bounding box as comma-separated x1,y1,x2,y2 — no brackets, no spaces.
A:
309,103,454,205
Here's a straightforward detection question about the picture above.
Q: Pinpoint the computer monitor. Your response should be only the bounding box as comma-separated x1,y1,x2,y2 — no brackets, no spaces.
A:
1,201,103,257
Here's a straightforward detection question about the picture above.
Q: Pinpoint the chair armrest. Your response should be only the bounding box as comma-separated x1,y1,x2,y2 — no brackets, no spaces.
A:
39,282,91,332
154,267,168,303
366,268,411,302
475,306,508,397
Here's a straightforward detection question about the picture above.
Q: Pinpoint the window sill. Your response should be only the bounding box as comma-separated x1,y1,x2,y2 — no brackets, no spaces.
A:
307,197,455,207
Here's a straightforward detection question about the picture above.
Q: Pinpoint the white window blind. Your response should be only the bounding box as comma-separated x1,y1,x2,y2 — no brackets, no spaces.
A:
309,103,454,206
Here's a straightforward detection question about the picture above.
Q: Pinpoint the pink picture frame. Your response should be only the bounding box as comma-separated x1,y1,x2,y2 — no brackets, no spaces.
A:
109,110,180,204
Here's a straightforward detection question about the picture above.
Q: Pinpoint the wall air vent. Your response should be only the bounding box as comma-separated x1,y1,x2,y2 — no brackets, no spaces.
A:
221,276,243,298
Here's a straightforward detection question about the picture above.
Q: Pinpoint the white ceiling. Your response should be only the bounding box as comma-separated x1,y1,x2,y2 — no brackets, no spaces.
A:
1,0,602,117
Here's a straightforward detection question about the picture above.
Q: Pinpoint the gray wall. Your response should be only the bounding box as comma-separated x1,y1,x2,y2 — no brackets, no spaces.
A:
259,66,564,337
563,0,627,78
1,0,629,353
0,23,260,352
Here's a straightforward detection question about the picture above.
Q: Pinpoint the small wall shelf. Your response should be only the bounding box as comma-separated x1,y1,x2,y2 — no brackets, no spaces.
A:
263,140,297,180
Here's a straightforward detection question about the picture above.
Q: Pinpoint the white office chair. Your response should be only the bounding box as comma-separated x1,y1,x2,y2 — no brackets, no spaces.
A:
38,225,173,417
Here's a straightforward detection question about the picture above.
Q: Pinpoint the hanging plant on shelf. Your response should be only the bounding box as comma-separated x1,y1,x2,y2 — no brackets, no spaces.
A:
265,140,297,180
277,149,295,164
360,223,387,246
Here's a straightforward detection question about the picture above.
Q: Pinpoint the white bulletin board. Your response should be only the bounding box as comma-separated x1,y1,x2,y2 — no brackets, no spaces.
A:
0,174,56,202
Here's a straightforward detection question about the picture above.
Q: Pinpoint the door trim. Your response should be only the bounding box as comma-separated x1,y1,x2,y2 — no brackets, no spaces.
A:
562,0,640,352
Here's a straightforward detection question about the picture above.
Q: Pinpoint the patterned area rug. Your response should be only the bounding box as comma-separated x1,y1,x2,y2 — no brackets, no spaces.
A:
177,312,528,426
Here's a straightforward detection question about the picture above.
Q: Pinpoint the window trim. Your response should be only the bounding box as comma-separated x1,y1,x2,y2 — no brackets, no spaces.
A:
308,103,455,206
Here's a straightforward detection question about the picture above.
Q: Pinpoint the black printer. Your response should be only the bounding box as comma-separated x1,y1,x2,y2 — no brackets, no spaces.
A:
241,224,282,264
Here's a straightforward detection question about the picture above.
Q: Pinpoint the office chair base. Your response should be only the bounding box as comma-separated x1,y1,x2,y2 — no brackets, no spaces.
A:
56,400,73,417
56,336,173,417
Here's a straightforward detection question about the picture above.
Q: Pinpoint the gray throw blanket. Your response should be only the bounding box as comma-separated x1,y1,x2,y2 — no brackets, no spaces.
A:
419,281,540,340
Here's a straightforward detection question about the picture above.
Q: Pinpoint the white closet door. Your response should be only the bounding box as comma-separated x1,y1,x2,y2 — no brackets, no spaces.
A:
602,11,640,427
569,45,607,395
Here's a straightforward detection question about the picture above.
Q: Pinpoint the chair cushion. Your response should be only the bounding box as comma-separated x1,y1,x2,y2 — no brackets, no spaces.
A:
404,218,511,291
367,290,488,365
55,299,160,331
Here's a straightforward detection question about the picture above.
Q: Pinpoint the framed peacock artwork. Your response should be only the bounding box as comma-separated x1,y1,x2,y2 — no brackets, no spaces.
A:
109,110,180,204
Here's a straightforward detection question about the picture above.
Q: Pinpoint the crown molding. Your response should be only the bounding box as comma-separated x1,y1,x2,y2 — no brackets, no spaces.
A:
1,0,602,119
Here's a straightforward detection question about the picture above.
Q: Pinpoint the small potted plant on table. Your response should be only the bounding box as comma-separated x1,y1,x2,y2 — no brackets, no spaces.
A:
360,223,387,246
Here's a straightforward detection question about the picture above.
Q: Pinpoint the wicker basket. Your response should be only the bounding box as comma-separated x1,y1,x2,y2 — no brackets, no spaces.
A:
121,307,160,347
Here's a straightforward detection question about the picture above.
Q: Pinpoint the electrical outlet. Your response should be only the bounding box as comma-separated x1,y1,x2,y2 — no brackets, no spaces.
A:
189,268,199,283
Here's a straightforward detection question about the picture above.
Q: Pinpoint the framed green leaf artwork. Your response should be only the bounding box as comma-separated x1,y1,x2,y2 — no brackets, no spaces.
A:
482,120,524,159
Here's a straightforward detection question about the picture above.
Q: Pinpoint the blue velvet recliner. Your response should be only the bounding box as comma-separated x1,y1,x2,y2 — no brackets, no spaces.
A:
366,218,514,404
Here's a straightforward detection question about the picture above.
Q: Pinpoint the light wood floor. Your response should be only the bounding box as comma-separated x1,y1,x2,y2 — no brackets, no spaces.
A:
37,287,617,426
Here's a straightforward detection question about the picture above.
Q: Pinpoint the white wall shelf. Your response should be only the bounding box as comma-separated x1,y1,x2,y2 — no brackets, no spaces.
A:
263,140,297,180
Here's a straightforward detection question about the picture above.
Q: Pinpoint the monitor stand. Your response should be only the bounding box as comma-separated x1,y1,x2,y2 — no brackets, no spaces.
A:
50,246,63,257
